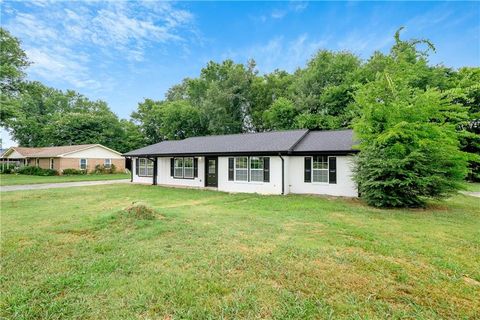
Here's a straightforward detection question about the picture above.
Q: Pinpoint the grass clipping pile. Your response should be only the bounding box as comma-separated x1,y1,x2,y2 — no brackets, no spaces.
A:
122,202,161,220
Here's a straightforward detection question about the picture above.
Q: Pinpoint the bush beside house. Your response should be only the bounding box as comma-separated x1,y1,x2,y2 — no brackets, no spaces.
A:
17,166,58,176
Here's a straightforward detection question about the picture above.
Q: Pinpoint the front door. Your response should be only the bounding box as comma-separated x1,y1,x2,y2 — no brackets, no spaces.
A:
205,157,218,187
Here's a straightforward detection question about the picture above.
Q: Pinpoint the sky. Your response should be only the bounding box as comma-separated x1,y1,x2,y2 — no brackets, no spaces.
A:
1,0,479,147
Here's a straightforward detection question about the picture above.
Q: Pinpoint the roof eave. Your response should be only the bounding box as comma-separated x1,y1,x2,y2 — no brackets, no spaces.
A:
123,149,359,157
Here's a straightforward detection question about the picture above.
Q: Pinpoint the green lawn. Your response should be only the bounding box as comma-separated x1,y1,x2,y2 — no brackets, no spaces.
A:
1,185,479,319
463,182,480,192
0,173,130,186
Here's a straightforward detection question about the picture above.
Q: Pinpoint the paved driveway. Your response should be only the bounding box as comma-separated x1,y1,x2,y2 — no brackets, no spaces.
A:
461,191,480,198
1,179,130,192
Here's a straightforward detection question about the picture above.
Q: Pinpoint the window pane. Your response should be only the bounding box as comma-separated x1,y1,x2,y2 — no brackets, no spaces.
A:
175,158,183,168
174,158,183,177
250,157,263,169
147,160,154,168
313,169,328,183
80,159,87,170
184,157,193,168
184,168,193,178
236,169,248,181
183,157,193,178
235,157,247,169
313,156,328,169
208,160,215,174
174,168,182,177
250,169,263,182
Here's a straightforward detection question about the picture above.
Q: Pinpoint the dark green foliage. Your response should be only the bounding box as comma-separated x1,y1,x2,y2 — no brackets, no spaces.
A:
17,166,58,176
354,127,467,207
0,163,16,174
353,29,468,207
1,25,478,202
94,164,116,174
0,28,30,126
62,168,85,175
2,81,143,153
262,97,298,130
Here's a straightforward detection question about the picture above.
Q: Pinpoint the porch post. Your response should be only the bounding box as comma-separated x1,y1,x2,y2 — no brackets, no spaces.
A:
153,158,158,185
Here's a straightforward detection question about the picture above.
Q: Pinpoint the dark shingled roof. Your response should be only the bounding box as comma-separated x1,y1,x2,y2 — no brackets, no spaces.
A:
292,129,356,152
123,129,357,156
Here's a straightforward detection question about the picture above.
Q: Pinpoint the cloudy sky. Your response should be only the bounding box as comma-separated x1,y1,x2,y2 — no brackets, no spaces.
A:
1,0,479,147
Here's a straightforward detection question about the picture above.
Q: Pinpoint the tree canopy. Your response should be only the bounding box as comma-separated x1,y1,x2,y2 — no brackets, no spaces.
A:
1,25,478,205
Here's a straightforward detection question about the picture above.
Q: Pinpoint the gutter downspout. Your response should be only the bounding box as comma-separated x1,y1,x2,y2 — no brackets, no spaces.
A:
278,153,284,195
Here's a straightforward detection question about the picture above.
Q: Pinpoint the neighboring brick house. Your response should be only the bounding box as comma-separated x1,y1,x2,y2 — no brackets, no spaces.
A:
1,144,125,174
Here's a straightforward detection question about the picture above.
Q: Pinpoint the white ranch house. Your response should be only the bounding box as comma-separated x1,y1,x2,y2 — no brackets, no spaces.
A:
124,129,358,197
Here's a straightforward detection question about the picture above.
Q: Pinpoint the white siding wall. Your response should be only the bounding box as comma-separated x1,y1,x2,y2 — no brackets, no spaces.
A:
65,146,123,159
157,157,205,187
131,158,153,184
130,155,358,197
287,156,358,197
131,157,205,187
217,156,283,195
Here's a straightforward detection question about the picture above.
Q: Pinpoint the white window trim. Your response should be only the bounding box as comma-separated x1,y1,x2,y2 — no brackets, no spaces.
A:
173,157,195,179
104,158,112,168
233,156,267,183
311,156,329,184
138,158,153,177
183,157,194,179
234,157,248,182
79,158,88,170
249,156,264,182
174,157,184,178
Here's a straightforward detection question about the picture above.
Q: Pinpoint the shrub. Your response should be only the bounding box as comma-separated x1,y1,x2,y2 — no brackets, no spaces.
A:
0,164,17,174
353,30,468,208
17,166,58,176
94,164,116,174
62,168,85,175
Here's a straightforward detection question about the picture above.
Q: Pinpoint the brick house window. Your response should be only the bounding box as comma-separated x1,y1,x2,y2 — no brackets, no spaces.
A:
80,159,87,170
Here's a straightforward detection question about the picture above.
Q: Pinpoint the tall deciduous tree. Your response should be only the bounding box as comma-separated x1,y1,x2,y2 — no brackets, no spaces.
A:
291,50,362,128
262,97,298,130
0,27,30,126
130,99,165,145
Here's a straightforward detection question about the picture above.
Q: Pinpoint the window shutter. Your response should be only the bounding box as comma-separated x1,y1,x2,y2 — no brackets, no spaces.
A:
263,157,270,182
329,157,337,184
170,158,174,176
304,157,311,183
228,158,234,181
194,158,198,178
135,158,139,175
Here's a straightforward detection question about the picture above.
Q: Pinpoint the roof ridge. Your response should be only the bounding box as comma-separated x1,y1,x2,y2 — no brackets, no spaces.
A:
184,128,308,141
288,129,310,153
308,128,353,132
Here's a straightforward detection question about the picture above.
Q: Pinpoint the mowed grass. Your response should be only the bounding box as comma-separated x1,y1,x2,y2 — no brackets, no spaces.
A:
0,173,130,186
1,185,479,319
463,182,480,192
